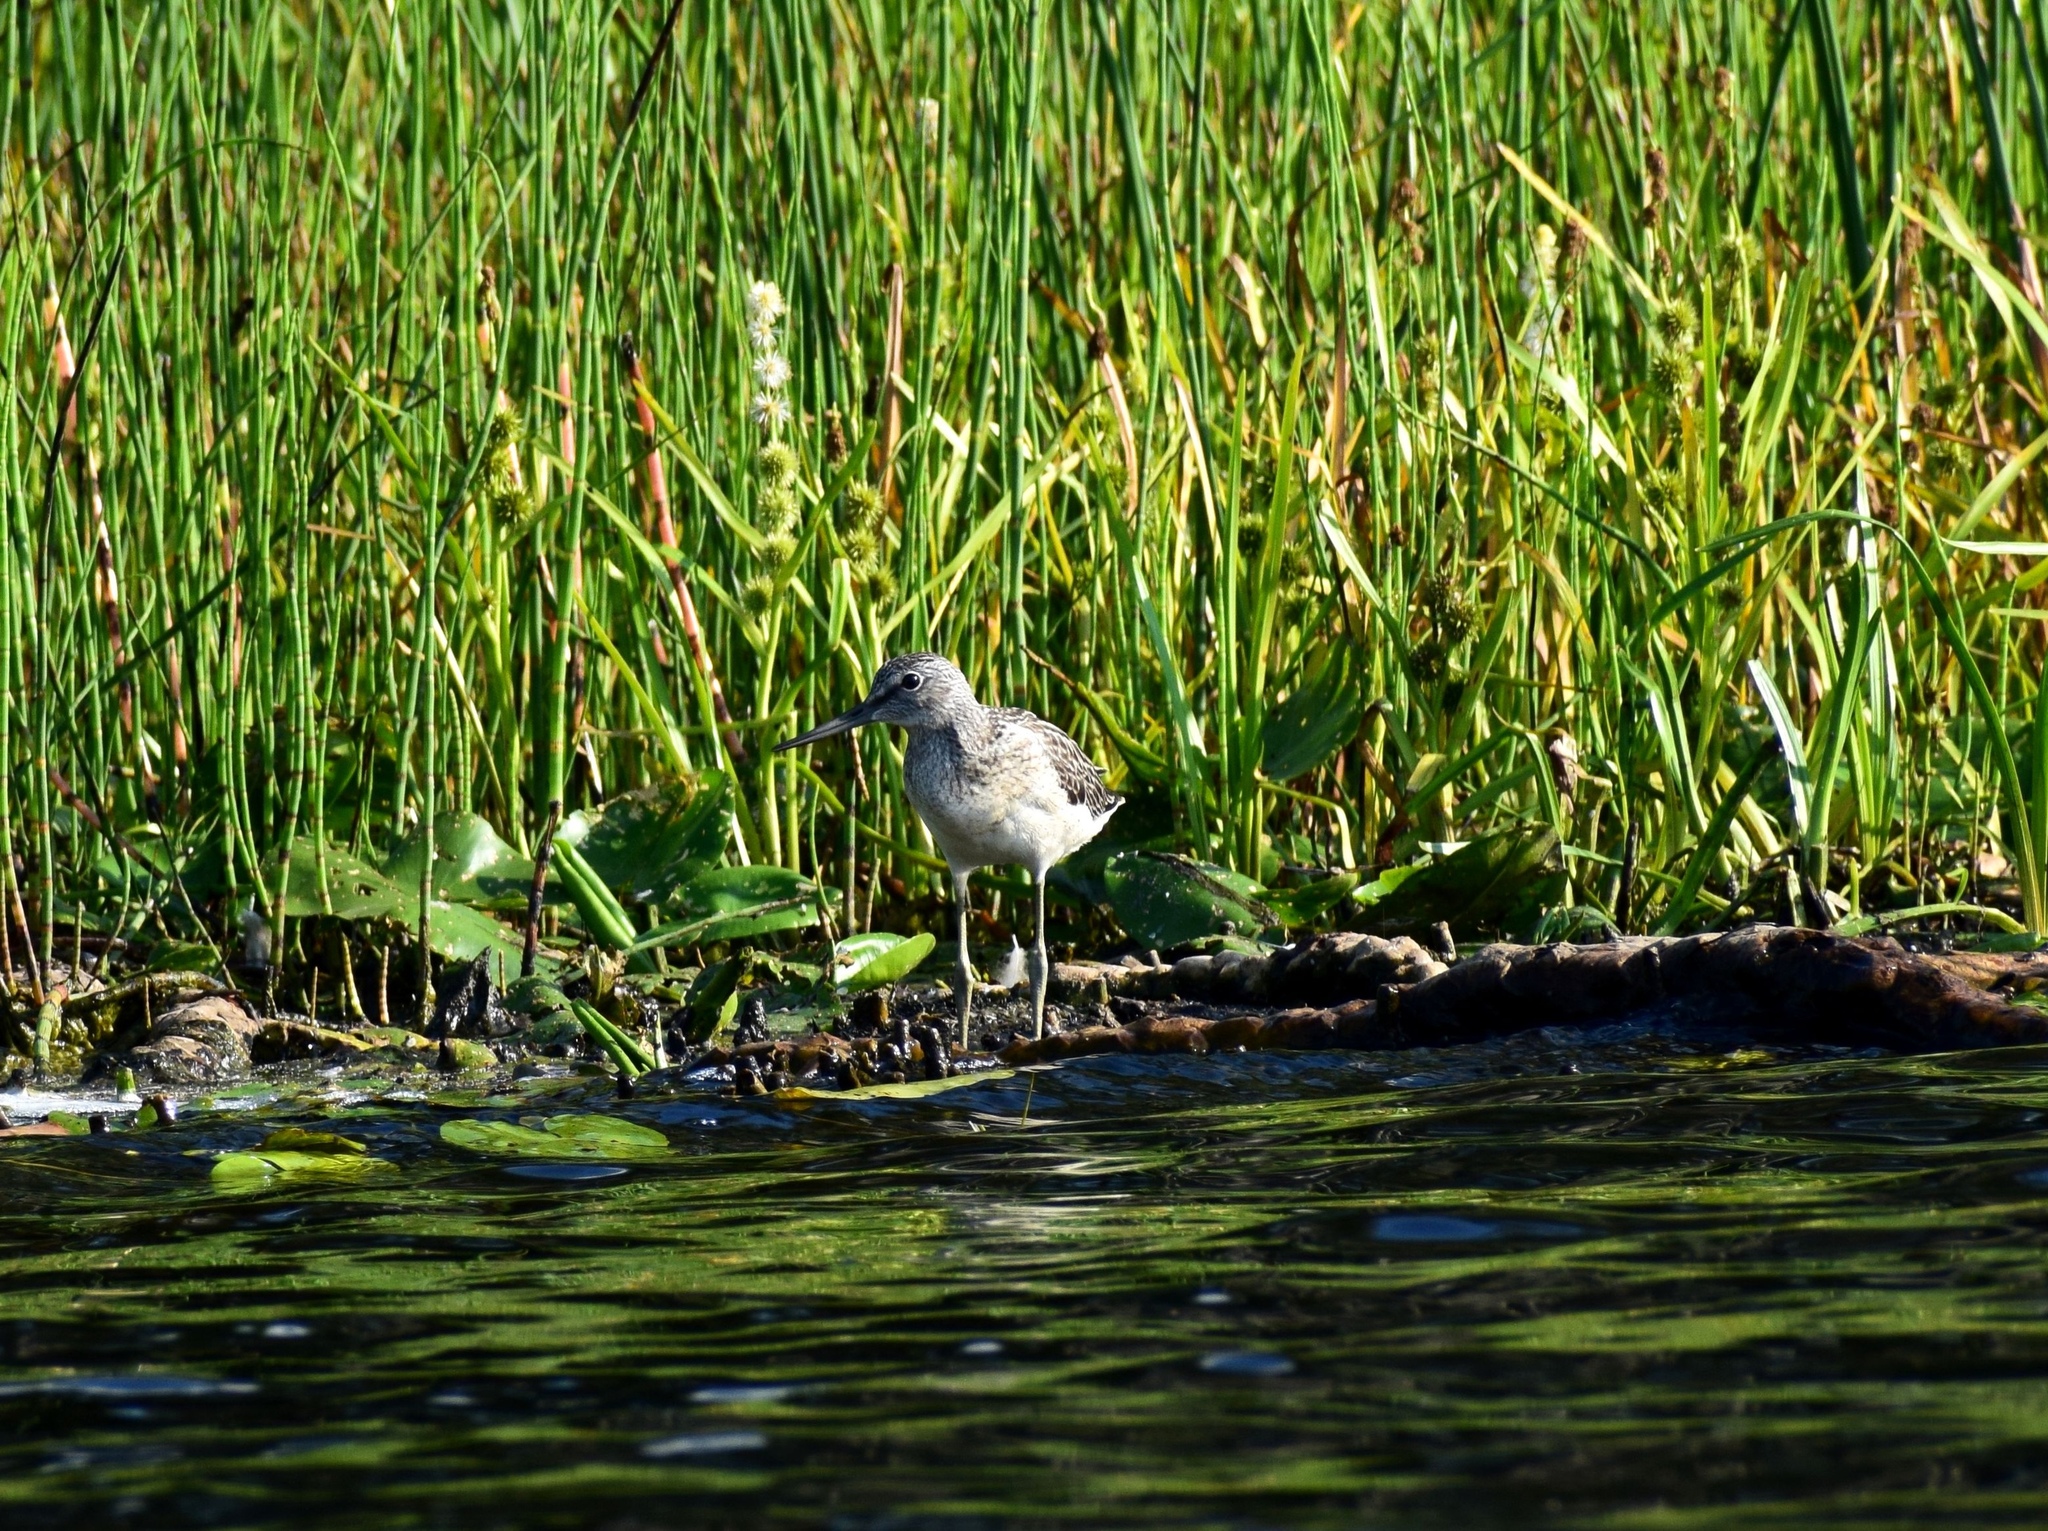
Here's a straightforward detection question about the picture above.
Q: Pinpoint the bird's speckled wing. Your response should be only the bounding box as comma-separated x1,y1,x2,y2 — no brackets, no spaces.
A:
988,708,1124,816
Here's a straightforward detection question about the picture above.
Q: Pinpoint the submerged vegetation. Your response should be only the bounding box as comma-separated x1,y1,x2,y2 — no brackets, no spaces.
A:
5,0,2048,1050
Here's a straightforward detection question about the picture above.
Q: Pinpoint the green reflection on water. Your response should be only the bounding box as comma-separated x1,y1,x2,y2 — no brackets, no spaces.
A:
7,1036,2048,1527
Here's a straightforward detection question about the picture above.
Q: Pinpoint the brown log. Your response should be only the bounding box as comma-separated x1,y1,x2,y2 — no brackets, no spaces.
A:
1003,928,2048,1066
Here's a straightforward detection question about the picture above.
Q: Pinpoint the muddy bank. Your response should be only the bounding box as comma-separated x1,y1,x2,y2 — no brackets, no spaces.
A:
7,925,2048,1105
1009,926,2048,1064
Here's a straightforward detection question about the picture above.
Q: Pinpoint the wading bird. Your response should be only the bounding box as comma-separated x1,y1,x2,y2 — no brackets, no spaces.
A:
777,654,1122,1043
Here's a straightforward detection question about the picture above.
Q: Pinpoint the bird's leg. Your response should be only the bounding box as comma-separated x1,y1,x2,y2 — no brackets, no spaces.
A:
1029,871,1050,1040
952,868,974,1048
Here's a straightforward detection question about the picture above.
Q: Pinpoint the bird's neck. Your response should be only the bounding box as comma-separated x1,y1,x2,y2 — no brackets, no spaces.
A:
907,702,990,752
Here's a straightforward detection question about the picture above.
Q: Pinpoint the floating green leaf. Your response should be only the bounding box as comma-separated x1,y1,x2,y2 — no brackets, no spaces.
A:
661,864,819,945
384,813,536,908
439,1114,670,1159
267,840,406,921
1354,827,1560,938
1259,872,1361,929
260,1127,367,1155
1104,852,1274,950
834,931,937,990
210,1150,397,1191
560,776,732,903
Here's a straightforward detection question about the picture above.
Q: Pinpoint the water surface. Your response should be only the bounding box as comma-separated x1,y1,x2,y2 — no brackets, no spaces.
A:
8,1023,2048,1527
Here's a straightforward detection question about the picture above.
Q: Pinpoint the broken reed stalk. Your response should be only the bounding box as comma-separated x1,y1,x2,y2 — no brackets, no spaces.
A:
523,801,561,980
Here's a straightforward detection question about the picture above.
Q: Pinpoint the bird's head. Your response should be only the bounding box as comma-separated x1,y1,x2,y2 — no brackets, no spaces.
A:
775,653,977,750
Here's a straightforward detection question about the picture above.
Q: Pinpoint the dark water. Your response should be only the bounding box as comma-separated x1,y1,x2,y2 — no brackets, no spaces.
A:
9,1024,2048,1528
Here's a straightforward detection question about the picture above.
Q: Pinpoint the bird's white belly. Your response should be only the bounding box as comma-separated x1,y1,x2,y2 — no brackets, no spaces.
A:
907,777,1103,877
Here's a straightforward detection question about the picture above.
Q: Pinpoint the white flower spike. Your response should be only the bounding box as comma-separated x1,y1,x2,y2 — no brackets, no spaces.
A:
746,279,785,326
751,390,791,432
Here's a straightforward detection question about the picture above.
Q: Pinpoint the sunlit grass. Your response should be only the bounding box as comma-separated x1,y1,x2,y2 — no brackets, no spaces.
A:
4,0,2048,998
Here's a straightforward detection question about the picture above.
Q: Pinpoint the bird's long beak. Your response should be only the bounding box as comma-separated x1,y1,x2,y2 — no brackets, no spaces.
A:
775,699,877,752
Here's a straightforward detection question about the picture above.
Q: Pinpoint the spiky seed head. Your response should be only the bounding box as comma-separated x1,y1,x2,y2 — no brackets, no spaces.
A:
863,562,898,603
1434,591,1475,646
1407,639,1448,686
741,574,775,619
841,522,879,566
757,481,800,535
1712,67,1735,121
1236,519,1266,559
1716,229,1756,282
1640,466,1683,516
762,530,798,567
1726,342,1761,391
843,481,882,529
756,440,798,487
1648,347,1690,403
1654,299,1694,348
1558,218,1590,275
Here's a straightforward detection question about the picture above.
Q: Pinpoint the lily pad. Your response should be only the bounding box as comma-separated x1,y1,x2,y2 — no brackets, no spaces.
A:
266,840,406,922
421,900,532,971
384,813,536,908
1104,852,1274,950
210,1150,397,1191
560,776,732,903
663,864,819,944
439,1114,670,1160
1259,872,1361,929
259,1128,366,1155
834,931,937,990
779,1068,1017,1101
1354,826,1559,937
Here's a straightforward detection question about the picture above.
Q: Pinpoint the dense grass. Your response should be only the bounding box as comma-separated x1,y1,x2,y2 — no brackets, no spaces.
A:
5,0,2048,1003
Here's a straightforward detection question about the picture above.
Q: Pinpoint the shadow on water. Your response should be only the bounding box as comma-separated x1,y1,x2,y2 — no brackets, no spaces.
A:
9,1024,2048,1527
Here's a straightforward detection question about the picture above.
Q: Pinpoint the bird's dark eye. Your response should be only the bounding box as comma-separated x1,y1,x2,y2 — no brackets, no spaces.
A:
900,672,923,692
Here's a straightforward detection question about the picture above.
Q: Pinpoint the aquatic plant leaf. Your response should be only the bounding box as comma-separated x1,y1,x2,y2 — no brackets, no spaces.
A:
834,931,937,990
439,1114,669,1160
1104,852,1273,950
666,864,820,943
560,776,732,903
1355,826,1560,937
1260,651,1363,782
421,901,530,971
142,940,222,975
504,976,572,1016
1259,873,1361,929
267,840,406,921
384,814,535,908
259,1128,366,1155
1350,862,1427,906
779,1068,1017,1101
209,1150,397,1191
686,958,744,1044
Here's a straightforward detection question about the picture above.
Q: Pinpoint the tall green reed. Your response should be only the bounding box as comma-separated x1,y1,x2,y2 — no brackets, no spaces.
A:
3,0,2048,996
